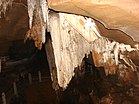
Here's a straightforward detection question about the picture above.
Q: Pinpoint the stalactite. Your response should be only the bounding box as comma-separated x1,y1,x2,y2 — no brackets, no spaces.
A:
48,11,139,89
26,0,48,49
92,37,138,75
25,0,138,89
49,12,101,88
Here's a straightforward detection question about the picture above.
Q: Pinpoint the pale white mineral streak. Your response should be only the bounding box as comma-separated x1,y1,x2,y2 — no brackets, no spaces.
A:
93,37,137,70
49,13,101,88
49,12,138,88
27,0,48,43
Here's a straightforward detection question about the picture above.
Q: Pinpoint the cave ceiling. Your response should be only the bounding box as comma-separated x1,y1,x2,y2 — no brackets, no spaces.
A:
48,0,139,42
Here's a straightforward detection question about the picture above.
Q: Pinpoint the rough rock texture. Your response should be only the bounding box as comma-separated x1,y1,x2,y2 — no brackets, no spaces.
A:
49,12,100,88
0,0,28,56
0,0,138,55
92,37,138,76
48,0,139,42
1,0,139,91
48,12,139,89
25,0,48,49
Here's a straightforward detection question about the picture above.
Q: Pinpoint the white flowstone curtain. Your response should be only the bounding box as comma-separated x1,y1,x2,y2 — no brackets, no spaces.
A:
49,13,100,88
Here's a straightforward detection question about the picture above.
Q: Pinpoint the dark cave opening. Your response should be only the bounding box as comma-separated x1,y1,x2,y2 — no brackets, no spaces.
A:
0,39,51,104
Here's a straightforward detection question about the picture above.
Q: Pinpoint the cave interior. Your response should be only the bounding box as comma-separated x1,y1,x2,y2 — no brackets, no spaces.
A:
1,0,139,104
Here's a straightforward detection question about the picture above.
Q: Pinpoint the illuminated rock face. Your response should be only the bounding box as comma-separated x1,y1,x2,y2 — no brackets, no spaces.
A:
48,12,100,88
29,0,139,89
26,0,48,49
48,0,139,42
1,0,139,90
48,12,138,89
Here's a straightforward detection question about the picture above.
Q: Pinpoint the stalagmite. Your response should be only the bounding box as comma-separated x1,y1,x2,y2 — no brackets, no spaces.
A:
13,82,18,97
38,71,42,82
28,73,32,84
1,92,6,104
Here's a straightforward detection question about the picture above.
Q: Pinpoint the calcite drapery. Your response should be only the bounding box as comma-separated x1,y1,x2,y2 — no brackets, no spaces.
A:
49,12,100,88
92,37,138,75
48,12,138,88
